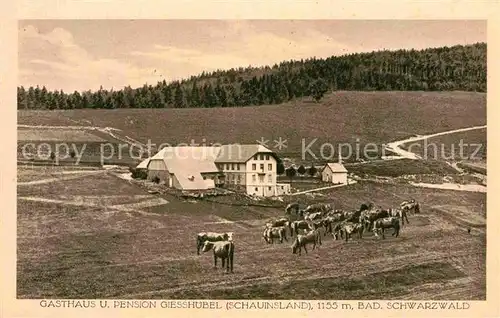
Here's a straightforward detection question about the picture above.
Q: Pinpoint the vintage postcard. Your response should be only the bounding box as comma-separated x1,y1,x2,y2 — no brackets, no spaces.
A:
2,1,499,317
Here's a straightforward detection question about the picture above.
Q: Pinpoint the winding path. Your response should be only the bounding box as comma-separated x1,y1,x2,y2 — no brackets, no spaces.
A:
384,125,487,160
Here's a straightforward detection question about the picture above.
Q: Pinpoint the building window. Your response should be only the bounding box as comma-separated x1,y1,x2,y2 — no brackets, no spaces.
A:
268,163,272,171
237,164,240,171
252,175,256,182
225,164,229,170
259,154,263,160
281,186,284,190
268,175,272,183
237,175,241,184
266,155,269,160
259,175,264,183
252,164,256,170
260,164,264,171
268,187,272,191
255,187,258,192
231,163,235,170
254,155,258,160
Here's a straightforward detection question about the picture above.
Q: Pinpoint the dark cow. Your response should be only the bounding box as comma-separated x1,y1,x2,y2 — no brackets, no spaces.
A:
263,226,288,244
340,222,364,242
359,202,374,212
196,232,233,255
291,229,322,256
290,220,313,237
360,208,390,231
201,240,234,273
285,202,300,215
389,208,409,226
400,199,421,214
372,217,401,239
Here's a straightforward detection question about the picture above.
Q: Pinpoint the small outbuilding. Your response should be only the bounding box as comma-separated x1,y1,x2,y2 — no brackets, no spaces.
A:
321,163,348,184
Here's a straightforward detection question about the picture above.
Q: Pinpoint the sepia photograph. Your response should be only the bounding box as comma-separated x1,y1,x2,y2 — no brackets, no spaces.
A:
16,19,487,302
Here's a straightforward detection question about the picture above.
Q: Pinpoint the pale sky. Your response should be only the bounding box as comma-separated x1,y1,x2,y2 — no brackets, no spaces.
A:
18,20,486,93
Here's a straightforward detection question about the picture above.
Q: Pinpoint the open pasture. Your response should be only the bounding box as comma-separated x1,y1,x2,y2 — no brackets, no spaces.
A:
400,128,487,162
17,166,486,300
17,128,142,166
346,158,459,178
18,91,486,161
18,128,107,142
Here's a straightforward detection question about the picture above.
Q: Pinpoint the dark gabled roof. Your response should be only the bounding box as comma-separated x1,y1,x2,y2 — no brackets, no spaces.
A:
215,144,274,163
323,163,348,173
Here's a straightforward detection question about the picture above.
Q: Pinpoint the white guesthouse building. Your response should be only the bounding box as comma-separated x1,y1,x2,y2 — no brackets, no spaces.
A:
137,144,290,197
321,163,348,184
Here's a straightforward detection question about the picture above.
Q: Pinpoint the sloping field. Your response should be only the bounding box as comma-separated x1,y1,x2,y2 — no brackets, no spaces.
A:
347,158,459,177
17,167,486,300
17,91,486,161
18,128,107,142
17,127,142,166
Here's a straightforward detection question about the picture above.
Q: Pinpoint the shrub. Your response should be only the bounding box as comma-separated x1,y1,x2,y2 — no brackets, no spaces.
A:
129,167,148,180
297,165,306,175
308,165,318,176
152,176,160,184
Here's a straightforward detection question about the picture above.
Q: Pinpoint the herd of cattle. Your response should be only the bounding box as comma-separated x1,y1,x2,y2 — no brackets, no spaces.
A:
195,199,421,273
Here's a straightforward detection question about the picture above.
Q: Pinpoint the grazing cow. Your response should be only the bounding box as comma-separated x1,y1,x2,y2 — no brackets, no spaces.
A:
290,220,313,236
372,217,400,239
266,217,292,235
359,202,374,212
291,229,322,255
201,240,234,273
285,202,300,215
304,211,324,221
331,221,346,240
304,203,333,214
297,209,305,219
389,208,409,226
340,222,364,242
310,220,323,231
343,210,362,223
321,213,347,236
400,199,421,214
359,208,390,231
325,209,344,218
196,232,233,255
263,226,288,244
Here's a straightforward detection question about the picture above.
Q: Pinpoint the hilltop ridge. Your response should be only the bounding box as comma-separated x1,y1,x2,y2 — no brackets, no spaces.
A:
18,42,486,110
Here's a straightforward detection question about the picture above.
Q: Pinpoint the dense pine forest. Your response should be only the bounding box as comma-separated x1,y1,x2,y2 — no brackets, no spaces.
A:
17,42,486,110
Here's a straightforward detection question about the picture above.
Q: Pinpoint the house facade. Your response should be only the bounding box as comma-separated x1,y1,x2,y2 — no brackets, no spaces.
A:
138,144,289,196
215,144,280,197
321,163,348,184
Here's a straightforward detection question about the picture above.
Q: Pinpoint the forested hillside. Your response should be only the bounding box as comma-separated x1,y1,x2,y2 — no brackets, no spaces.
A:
17,42,486,110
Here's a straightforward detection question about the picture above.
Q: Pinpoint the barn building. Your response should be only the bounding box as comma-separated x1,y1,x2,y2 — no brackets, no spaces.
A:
137,144,290,196
321,163,348,184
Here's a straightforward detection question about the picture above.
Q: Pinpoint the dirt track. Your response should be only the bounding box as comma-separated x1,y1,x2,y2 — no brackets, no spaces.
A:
16,169,486,300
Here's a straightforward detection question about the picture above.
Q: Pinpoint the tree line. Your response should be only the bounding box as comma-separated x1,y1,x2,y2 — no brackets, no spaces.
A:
18,42,486,110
